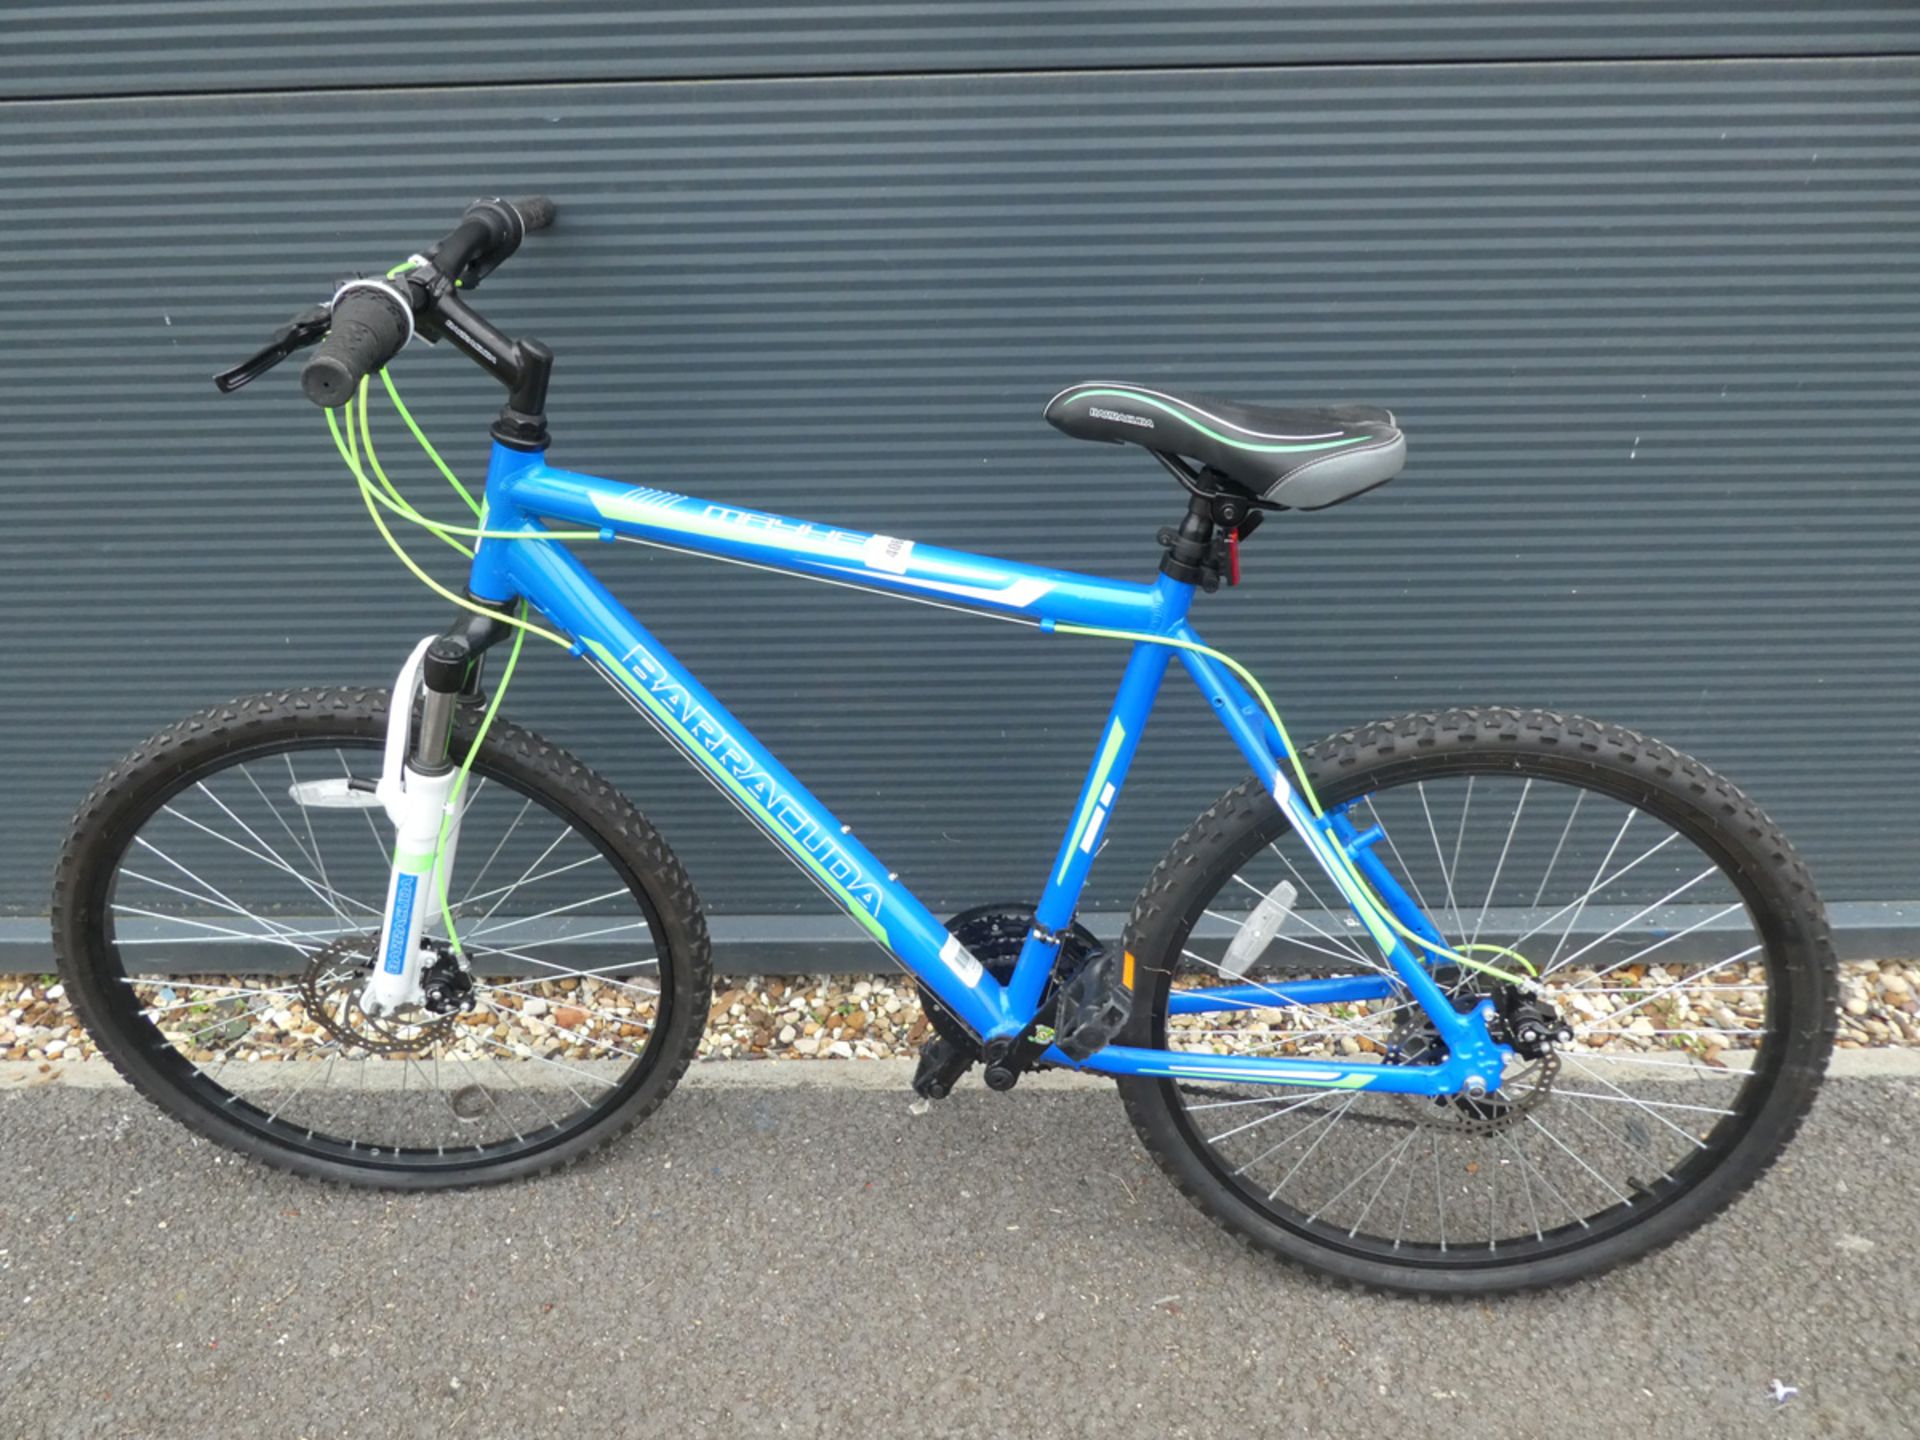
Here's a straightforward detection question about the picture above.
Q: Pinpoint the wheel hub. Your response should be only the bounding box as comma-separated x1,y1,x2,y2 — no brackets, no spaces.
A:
298,935,462,1057
1387,980,1569,1135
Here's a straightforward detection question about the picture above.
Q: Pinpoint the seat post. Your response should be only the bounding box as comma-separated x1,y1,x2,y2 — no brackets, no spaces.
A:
1159,491,1218,587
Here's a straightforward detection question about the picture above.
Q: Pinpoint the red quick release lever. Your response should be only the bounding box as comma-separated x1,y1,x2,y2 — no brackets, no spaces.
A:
1227,528,1241,585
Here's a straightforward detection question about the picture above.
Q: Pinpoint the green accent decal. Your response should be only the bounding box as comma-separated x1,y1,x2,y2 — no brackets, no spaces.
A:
583,638,891,946
1175,1067,1373,1090
1065,389,1372,454
1058,718,1127,881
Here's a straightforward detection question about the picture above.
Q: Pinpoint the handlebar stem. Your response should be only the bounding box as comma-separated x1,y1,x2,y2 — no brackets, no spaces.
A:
407,272,553,448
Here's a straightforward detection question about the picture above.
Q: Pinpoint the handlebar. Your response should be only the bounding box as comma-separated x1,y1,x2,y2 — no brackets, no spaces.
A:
301,280,414,408
216,194,558,408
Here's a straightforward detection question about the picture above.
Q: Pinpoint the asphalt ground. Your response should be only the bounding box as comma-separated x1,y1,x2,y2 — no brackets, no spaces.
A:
0,1060,1914,1439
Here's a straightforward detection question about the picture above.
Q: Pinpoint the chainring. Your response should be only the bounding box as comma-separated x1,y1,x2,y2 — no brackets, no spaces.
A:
298,934,459,1057
916,904,1102,1058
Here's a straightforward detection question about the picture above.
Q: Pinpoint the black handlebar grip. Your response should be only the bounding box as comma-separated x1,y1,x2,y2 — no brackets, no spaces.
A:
511,195,557,232
301,284,413,408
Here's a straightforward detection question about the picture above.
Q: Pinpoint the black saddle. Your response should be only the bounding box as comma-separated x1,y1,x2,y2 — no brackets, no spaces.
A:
1044,382,1405,510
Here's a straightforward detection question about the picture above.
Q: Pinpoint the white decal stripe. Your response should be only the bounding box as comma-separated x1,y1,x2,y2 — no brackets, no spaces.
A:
817,562,1053,610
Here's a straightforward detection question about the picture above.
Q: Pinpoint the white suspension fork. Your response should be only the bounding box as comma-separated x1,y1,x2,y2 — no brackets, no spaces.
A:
363,636,468,1016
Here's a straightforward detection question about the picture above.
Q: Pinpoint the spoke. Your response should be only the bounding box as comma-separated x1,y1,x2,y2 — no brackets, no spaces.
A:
159,803,380,918
451,1048,540,1136
1200,1088,1342,1145
286,753,354,926
475,999,647,1065
462,919,656,960
119,856,343,951
1263,841,1356,948
1549,901,1747,988
460,937,661,1003
1223,1096,1348,1179
192,781,341,916
1417,782,1466,939
478,987,654,1037
453,855,602,916
1578,948,1760,1034
1500,1128,1547,1240
1541,868,1722,976
111,903,324,956
473,1033,619,1091
263,1047,340,1124
131,981,300,1015
1344,1124,1424,1238
1505,831,1682,961
1363,795,1435,919
471,827,575,931
1572,1053,1747,1079
1544,1088,1736,1118
1526,1113,1634,1207
1446,776,1475,942
1558,1055,1714,1148
1307,1119,1419,1225
1545,812,1634,968
1470,779,1529,948
239,763,347,928
1228,873,1371,965
1265,1092,1362,1201
338,748,391,868
1200,909,1376,974
458,797,533,906
1532,790,1586,908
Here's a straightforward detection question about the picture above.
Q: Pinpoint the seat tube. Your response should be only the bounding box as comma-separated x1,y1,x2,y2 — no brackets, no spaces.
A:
1012,575,1192,1017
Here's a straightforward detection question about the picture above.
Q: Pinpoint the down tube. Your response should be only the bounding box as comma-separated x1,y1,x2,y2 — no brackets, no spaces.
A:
498,535,1013,1039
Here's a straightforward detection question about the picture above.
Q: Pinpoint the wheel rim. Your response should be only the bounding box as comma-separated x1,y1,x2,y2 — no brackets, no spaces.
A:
1155,758,1794,1267
82,735,675,1172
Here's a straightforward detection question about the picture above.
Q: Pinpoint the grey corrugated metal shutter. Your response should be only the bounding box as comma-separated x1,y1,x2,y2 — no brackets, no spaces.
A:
4,10,1916,969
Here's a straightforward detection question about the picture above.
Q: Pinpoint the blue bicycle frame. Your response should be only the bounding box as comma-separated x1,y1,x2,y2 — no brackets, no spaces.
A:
464,441,1509,1098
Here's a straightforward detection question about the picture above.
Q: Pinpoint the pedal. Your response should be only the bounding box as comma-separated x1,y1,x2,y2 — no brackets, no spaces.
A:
1053,946,1133,1062
911,1034,973,1100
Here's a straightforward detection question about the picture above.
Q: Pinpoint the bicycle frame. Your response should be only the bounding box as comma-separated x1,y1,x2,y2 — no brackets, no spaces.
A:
453,440,1509,1098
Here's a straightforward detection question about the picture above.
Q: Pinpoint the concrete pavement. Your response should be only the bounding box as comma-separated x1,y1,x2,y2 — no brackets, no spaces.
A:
0,1062,1914,1439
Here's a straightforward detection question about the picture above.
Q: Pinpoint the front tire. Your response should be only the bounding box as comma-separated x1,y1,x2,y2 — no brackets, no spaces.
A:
52,688,712,1188
1118,708,1836,1295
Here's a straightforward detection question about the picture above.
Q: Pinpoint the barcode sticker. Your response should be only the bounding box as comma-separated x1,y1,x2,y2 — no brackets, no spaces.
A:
862,534,914,575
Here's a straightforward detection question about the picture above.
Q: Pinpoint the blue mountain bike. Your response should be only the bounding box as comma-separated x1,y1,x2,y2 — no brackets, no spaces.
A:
53,198,1837,1294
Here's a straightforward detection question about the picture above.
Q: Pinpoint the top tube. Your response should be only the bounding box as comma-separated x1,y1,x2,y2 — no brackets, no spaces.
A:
475,445,1187,637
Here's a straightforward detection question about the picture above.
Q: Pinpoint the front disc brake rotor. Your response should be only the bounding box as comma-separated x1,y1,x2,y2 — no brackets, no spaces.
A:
298,935,458,1057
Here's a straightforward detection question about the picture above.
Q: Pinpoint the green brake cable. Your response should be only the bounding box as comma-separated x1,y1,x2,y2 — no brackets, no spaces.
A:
1053,621,1537,987
323,365,585,948
430,603,527,957
330,358,1532,986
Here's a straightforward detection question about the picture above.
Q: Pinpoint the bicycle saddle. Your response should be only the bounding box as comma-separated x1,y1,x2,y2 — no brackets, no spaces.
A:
1043,381,1405,510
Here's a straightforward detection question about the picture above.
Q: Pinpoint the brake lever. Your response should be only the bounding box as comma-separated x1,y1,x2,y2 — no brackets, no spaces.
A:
212,303,333,393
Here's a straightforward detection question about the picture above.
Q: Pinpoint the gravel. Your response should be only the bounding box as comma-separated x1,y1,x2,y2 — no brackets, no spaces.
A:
2,957,1914,1070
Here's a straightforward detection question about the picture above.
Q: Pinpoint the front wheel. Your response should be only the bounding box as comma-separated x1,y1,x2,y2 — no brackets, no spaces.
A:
52,689,712,1188
1118,708,1836,1295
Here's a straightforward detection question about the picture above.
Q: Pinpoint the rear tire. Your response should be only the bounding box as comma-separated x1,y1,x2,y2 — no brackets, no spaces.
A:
1118,707,1836,1295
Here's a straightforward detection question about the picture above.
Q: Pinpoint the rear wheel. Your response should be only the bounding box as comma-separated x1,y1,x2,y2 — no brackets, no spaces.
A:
52,688,711,1188
1119,708,1835,1294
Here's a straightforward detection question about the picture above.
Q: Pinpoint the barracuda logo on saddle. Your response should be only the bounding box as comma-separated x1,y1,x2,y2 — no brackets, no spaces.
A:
594,638,886,929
